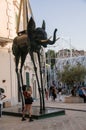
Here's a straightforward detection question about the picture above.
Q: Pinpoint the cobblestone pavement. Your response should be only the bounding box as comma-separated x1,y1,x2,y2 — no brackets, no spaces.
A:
0,99,86,130
0,110,86,130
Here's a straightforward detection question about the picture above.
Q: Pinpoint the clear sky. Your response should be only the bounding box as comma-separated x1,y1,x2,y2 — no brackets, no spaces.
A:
30,0,86,51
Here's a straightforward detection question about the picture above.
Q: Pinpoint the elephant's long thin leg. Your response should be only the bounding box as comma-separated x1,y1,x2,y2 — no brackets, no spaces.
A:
20,54,27,86
30,51,43,113
37,52,45,111
20,54,27,111
15,56,21,102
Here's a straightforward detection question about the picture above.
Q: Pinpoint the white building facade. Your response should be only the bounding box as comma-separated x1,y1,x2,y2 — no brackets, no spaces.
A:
0,0,40,106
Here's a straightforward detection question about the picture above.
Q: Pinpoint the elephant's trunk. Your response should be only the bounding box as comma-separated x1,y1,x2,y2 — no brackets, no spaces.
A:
51,29,57,45
48,29,60,45
40,29,58,47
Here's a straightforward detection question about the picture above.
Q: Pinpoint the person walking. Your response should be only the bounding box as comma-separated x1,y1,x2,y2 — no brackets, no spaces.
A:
21,85,34,122
79,87,86,103
45,88,49,100
52,86,57,101
58,88,62,101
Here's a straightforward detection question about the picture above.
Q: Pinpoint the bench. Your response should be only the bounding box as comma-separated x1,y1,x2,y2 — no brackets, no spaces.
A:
64,96,84,103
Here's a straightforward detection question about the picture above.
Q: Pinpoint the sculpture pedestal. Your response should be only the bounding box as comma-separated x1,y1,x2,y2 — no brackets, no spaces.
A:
2,105,65,119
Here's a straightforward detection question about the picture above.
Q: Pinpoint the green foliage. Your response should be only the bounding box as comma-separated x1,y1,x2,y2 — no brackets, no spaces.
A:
57,64,86,86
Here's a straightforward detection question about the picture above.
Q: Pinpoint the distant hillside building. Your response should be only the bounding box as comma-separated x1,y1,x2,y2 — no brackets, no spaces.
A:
56,55,86,71
56,49,85,58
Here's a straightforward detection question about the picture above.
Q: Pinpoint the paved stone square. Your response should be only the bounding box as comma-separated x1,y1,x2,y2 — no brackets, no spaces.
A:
0,110,86,130
0,99,86,130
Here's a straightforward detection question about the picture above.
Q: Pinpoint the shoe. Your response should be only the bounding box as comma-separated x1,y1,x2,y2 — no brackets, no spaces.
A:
29,117,34,122
21,117,26,121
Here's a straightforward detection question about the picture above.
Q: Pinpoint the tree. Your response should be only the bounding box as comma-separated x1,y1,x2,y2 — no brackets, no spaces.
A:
57,64,86,88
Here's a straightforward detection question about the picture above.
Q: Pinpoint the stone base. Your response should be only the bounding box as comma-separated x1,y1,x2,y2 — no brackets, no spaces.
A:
64,96,84,103
2,106,65,119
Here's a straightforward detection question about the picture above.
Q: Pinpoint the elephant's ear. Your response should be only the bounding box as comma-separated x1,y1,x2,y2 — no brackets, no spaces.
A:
42,20,46,30
27,17,36,35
